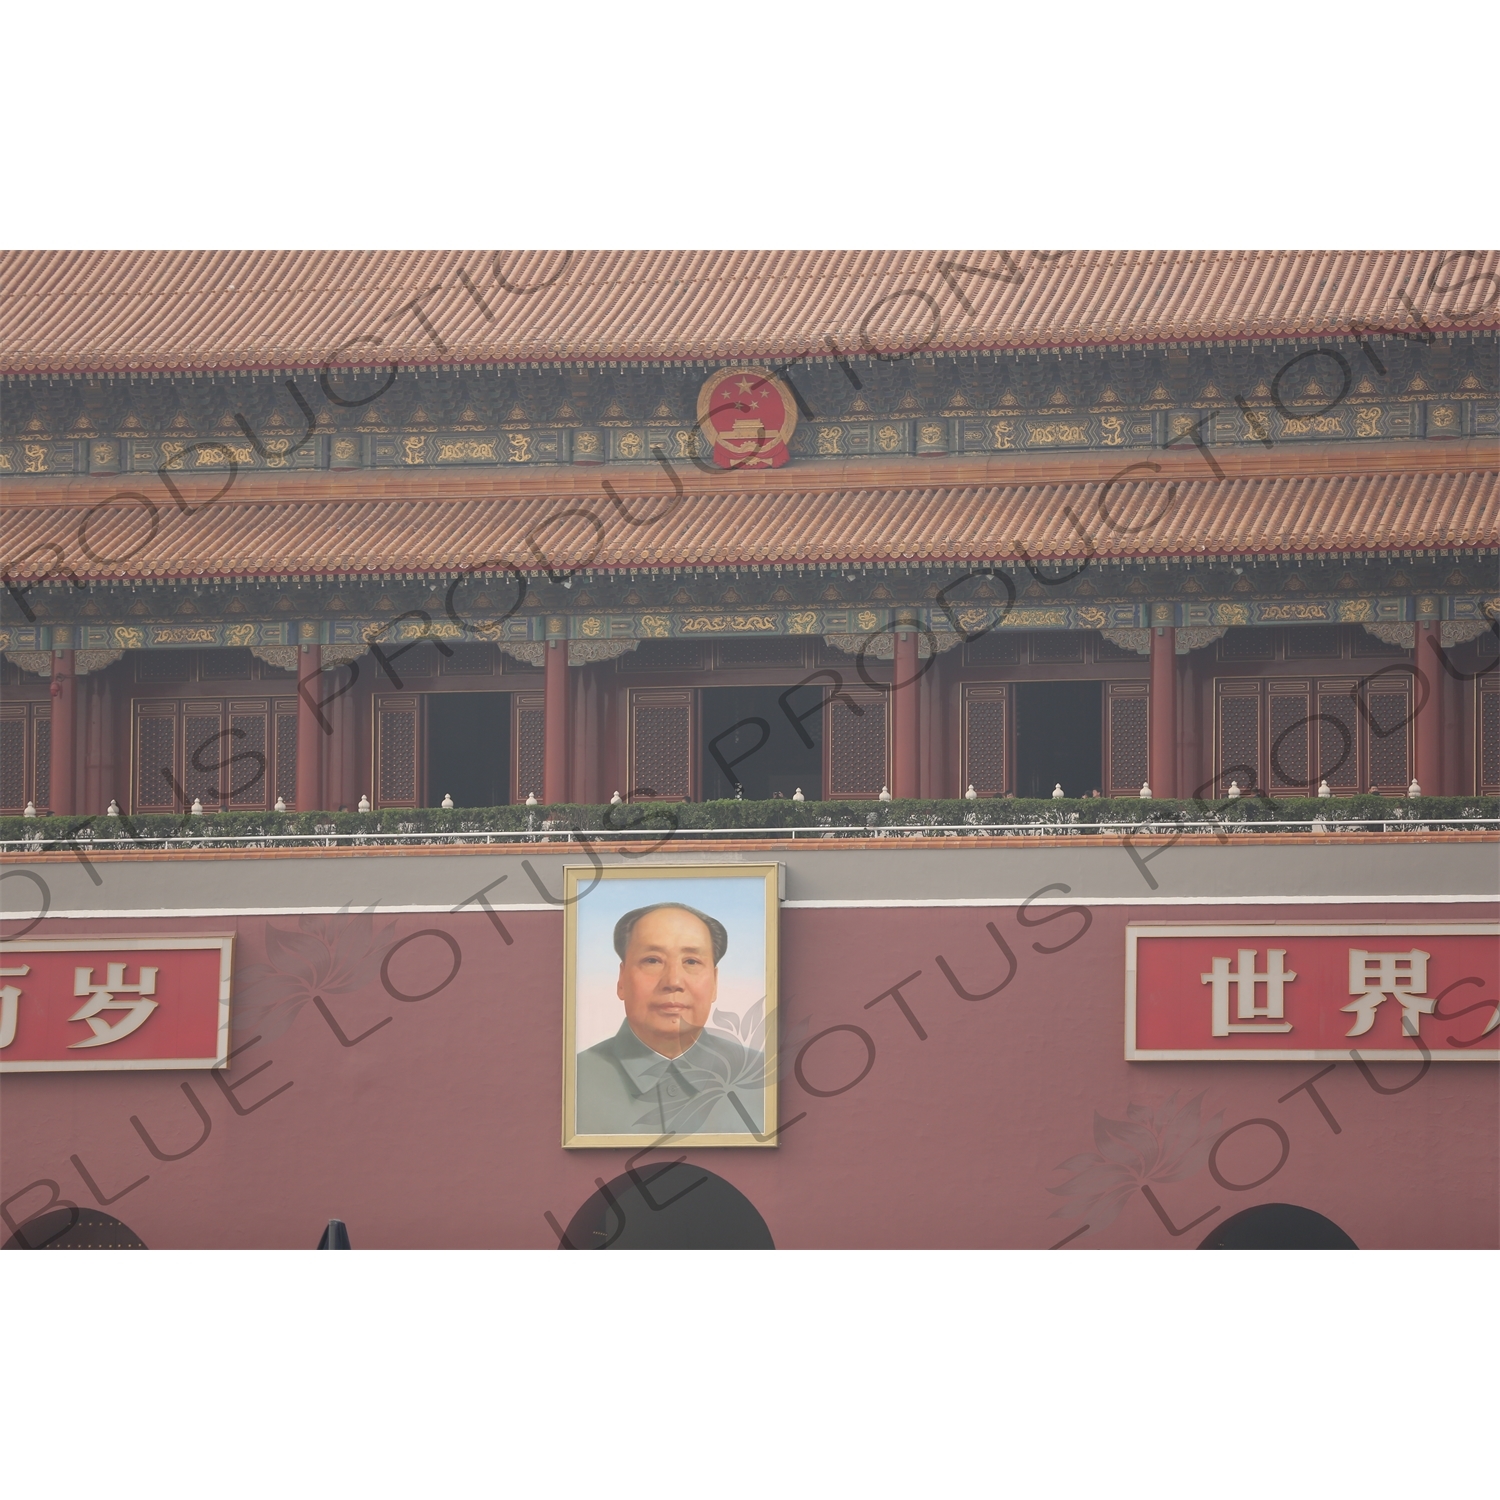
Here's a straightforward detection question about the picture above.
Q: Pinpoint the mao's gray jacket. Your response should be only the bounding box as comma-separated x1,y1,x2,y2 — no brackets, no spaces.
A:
576,1021,765,1135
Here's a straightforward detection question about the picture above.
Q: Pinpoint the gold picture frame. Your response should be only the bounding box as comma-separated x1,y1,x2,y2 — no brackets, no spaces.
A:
562,863,780,1148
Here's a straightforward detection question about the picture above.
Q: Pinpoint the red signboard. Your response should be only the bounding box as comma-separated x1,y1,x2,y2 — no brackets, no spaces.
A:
0,937,232,1071
1127,923,1499,1061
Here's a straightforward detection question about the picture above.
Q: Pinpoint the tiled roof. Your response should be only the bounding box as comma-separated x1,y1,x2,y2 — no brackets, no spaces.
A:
4,456,1492,583
4,250,1496,377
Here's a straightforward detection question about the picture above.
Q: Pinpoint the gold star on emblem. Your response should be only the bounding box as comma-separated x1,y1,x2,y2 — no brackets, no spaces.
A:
734,377,755,393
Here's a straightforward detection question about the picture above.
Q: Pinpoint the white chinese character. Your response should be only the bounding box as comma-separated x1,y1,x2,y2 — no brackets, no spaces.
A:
0,966,29,1049
1343,949,1433,1038
68,962,159,1049
1200,949,1296,1037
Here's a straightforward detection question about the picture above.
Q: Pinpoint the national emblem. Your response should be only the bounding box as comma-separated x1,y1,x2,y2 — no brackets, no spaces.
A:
696,367,798,470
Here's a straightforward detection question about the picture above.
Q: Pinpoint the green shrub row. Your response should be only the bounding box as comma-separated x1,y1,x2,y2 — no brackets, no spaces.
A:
2,794,1494,847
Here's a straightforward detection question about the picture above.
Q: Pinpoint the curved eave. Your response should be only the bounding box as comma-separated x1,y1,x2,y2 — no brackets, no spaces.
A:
3,449,1493,587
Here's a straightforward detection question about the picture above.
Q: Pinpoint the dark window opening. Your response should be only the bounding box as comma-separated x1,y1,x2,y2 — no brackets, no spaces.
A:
562,1165,774,1249
700,685,823,800
1014,680,1103,798
425,692,511,807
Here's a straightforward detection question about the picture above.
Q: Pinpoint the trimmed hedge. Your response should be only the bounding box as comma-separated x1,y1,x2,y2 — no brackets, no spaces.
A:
2,794,1495,848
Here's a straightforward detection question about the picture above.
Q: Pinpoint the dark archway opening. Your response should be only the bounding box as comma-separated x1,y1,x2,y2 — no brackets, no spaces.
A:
1014,680,1103,798
562,1163,775,1249
426,692,511,807
1198,1203,1357,1249
3,1208,147,1249
701,685,822,801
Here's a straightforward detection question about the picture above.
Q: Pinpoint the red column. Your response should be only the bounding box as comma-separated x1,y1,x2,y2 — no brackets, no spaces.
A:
339,667,360,811
892,627,920,799
1415,620,1442,794
1148,625,1177,798
296,643,323,813
571,663,594,806
1179,650,1202,801
48,649,77,814
919,652,943,798
601,670,623,802
544,639,571,804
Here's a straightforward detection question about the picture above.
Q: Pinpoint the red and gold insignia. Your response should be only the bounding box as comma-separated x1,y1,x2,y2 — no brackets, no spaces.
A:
696,367,797,469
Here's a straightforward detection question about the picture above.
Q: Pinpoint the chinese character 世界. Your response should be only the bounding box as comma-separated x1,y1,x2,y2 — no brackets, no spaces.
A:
0,966,28,1048
1343,949,1434,1038
68,963,159,1049
1200,949,1296,1037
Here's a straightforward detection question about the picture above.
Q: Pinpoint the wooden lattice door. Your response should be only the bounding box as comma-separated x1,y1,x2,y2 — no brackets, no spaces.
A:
1480,677,1500,794
962,684,1009,796
130,697,295,813
1266,680,1313,795
1217,676,1412,796
512,691,546,804
628,688,695,801
374,694,421,808
133,702,180,811
0,702,49,814
1215,680,1263,795
1360,676,1412,792
1105,682,1148,795
1315,678,1360,794
826,688,888,798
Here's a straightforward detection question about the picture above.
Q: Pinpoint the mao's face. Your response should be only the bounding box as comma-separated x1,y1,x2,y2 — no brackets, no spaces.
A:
617,907,718,1054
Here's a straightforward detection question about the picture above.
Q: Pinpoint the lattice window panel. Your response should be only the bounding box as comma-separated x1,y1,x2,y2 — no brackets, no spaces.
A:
33,715,50,811
715,640,808,669
1267,682,1312,792
963,687,1008,796
1218,628,1277,661
134,650,195,683
275,710,299,808
1030,632,1085,664
1106,685,1149,795
228,707,270,807
0,703,51,813
392,644,437,678
1351,630,1410,658
1316,685,1360,789
500,651,543,675
619,640,707,672
0,709,27,812
200,648,255,680
1283,626,1342,660
1217,687,1262,793
135,710,179,810
441,642,496,675
630,690,694,800
375,696,420,807
513,693,546,803
827,690,887,798
1365,690,1411,790
184,711,225,808
1480,683,1500,793
964,632,1023,666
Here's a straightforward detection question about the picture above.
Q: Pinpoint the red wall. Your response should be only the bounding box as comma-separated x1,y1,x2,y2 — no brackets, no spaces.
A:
3,900,1496,1248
